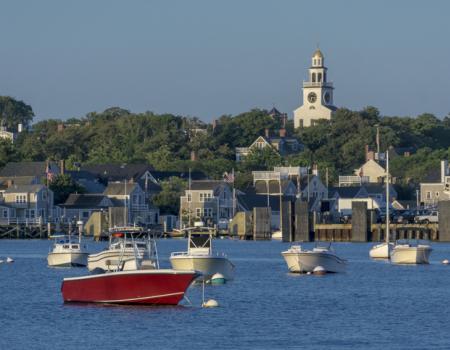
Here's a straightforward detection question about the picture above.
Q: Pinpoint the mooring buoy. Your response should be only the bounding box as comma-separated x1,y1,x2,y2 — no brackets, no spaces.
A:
313,266,326,275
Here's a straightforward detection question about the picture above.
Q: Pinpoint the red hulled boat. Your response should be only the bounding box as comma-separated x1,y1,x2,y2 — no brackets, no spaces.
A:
61,269,199,305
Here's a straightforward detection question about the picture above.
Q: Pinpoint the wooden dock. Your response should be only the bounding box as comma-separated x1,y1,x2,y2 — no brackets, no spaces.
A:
314,223,439,242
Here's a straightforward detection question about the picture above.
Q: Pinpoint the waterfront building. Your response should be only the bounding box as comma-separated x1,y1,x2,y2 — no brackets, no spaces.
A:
59,194,113,224
0,184,54,224
420,160,450,207
179,180,233,227
294,49,337,128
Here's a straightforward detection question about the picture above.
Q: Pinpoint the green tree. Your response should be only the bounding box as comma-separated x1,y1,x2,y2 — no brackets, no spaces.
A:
0,96,34,130
49,174,85,204
152,177,187,214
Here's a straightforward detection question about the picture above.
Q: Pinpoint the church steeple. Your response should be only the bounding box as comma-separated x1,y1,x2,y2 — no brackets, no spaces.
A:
293,48,336,128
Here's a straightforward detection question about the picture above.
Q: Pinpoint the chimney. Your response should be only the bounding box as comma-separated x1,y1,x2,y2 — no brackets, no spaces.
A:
265,128,270,138
18,123,23,133
441,160,448,183
6,179,13,188
312,164,318,176
279,128,287,138
60,160,65,175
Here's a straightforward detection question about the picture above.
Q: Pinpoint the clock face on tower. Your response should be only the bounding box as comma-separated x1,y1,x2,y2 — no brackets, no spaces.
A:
324,92,330,104
307,92,317,103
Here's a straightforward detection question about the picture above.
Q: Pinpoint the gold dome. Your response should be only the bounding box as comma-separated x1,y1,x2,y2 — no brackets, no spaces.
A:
313,49,323,58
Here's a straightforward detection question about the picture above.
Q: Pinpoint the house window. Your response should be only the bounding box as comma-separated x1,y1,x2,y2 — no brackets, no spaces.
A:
42,191,47,201
82,211,90,219
196,208,202,217
15,195,26,203
204,208,213,217
2,209,8,218
200,193,212,202
187,193,192,202
29,210,35,219
436,192,440,197
426,192,431,200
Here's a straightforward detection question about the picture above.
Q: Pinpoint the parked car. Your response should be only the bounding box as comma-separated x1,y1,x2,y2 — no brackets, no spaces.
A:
414,210,439,224
393,210,415,224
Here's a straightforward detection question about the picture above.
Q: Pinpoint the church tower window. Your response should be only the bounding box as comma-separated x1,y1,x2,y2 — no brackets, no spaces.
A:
312,73,316,82
318,73,322,82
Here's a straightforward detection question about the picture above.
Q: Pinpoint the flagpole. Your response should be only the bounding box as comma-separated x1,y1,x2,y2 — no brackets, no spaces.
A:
232,168,236,218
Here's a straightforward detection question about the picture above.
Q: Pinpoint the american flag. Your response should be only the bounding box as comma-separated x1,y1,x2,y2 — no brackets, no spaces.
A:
223,170,235,183
46,162,55,182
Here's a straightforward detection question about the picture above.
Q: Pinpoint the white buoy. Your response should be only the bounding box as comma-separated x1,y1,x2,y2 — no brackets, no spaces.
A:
6,257,14,263
313,266,326,275
210,273,226,285
0,259,4,264
442,259,449,265
202,299,219,308
306,271,312,275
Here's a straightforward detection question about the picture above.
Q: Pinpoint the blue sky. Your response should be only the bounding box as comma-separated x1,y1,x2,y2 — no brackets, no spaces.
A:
0,0,449,122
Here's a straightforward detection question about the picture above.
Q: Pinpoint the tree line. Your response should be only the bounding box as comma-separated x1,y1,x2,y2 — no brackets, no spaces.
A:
1,96,450,201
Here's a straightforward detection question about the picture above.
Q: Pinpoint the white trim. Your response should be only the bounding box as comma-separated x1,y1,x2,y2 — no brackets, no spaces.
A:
97,291,184,303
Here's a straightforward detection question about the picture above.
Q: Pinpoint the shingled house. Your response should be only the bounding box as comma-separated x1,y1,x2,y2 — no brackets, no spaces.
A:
59,194,113,223
179,180,233,227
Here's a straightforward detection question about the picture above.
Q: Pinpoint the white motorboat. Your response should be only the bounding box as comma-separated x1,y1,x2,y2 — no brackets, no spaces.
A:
390,241,432,264
87,227,158,272
47,235,89,267
170,227,235,281
369,149,392,259
282,244,347,273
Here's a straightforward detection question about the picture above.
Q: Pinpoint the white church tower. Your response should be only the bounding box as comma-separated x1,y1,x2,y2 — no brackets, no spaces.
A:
293,49,336,128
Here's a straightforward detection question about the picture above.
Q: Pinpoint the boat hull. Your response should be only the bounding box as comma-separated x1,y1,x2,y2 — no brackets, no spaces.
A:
61,269,198,305
48,252,89,267
390,246,432,264
282,251,346,273
369,243,393,259
170,256,235,281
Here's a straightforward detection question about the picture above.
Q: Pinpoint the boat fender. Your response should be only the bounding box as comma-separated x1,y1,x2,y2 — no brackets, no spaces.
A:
202,299,219,308
313,266,326,275
443,259,449,265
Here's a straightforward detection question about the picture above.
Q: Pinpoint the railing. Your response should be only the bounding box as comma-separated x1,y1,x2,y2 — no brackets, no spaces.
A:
303,81,333,88
252,171,288,182
274,166,308,177
338,176,370,186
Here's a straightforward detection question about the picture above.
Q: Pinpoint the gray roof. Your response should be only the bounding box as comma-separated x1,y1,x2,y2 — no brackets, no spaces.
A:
237,194,282,211
0,176,37,186
329,186,364,199
61,194,110,209
104,182,140,196
150,171,207,182
81,164,153,181
0,161,59,177
4,184,46,193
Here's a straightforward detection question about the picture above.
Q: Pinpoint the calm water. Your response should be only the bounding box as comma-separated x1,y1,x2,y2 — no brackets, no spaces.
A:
1,239,450,350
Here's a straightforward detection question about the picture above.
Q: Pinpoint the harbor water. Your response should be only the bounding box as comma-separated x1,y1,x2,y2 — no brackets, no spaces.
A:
1,239,450,349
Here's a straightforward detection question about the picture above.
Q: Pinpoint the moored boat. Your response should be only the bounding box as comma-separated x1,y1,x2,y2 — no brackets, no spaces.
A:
282,244,347,273
87,227,158,272
61,269,199,305
390,241,432,264
170,227,234,281
47,235,89,267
